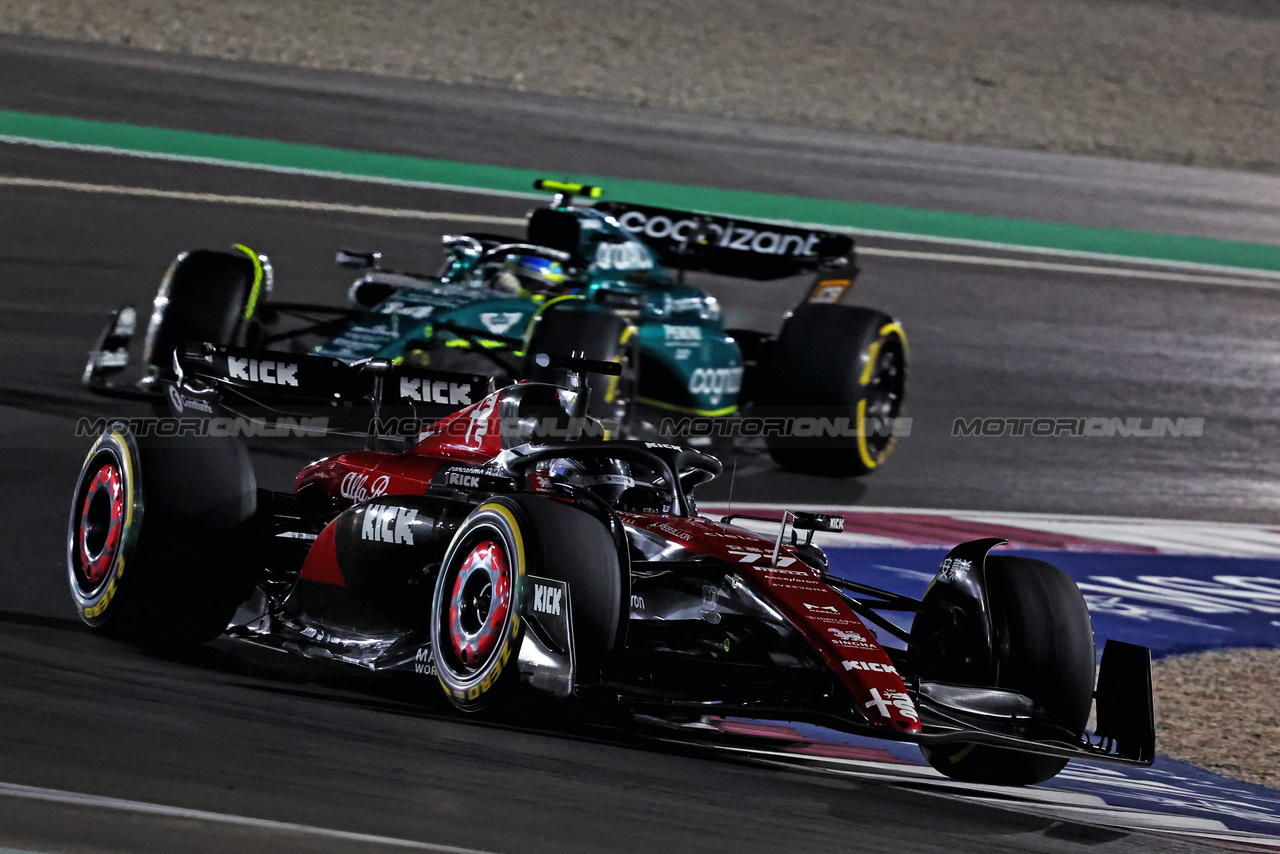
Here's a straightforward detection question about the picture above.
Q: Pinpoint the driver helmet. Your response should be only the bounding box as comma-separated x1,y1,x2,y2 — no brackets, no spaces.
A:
546,457,635,505
504,254,567,295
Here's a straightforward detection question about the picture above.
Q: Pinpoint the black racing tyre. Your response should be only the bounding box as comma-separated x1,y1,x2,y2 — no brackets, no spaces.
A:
755,304,906,477
142,248,263,373
67,425,261,644
525,307,637,435
430,496,623,712
916,556,1096,786
505,494,625,675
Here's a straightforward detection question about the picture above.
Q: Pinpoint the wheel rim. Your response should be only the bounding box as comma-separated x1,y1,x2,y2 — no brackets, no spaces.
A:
447,539,512,669
864,342,905,457
77,462,124,589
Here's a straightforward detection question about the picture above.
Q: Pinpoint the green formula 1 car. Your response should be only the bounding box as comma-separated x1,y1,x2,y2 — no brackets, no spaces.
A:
84,180,908,476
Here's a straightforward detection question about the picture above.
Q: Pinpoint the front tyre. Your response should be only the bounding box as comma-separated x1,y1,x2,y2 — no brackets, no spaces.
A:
142,247,267,376
914,556,1096,785
430,495,625,712
756,305,907,477
431,501,528,712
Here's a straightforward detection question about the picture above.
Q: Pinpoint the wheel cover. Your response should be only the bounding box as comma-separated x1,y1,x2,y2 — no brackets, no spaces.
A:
864,344,905,456
447,539,512,669
78,462,124,588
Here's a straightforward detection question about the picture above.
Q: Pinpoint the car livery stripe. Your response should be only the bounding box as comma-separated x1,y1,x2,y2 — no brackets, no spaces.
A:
737,562,919,732
4,109,1280,274
629,513,918,731
636,396,738,418
298,520,346,587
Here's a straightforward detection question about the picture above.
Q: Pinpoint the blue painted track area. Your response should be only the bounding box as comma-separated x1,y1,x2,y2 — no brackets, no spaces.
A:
763,544,1280,842
826,547,1280,656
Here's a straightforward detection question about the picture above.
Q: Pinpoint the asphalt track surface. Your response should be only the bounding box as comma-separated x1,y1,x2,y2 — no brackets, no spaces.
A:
1,35,1277,853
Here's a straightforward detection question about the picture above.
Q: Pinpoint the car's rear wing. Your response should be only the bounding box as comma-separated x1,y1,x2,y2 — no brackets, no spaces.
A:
170,343,493,443
595,200,856,282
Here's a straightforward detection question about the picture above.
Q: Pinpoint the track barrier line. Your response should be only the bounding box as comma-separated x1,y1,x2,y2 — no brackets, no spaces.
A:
3,109,1280,274
0,782,500,854
695,744,1280,848
707,502,1280,557
859,246,1280,290
0,175,525,226
5,175,1279,290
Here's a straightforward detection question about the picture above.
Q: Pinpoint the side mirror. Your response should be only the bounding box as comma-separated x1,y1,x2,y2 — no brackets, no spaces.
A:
348,278,396,308
336,249,382,270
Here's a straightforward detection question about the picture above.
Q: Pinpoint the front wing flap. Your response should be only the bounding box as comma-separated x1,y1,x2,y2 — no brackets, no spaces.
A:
82,306,163,401
908,638,1156,767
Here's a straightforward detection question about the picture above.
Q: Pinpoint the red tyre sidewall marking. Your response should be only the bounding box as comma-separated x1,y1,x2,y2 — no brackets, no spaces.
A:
79,462,124,588
448,539,512,668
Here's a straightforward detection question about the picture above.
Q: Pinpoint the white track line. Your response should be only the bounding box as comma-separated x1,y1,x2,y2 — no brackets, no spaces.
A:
705,502,1280,557
708,501,1280,531
0,782,499,854
697,745,1280,849
3,133,1279,282
858,246,1280,290
0,133,543,202
0,175,525,226
6,174,1279,290
818,224,1280,282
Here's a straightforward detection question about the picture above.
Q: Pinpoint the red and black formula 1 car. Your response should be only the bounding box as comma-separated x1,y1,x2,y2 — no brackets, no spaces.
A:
68,347,1153,786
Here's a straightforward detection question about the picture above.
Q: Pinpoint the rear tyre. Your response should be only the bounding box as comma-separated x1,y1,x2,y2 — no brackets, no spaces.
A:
431,496,623,712
67,425,261,644
525,307,636,435
142,248,263,375
915,556,1096,785
756,305,906,477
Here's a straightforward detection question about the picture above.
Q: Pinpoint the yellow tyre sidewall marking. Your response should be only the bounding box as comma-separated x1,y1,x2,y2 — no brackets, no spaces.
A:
601,325,638,439
855,323,909,470
521,294,585,352
855,398,877,471
233,244,265,322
